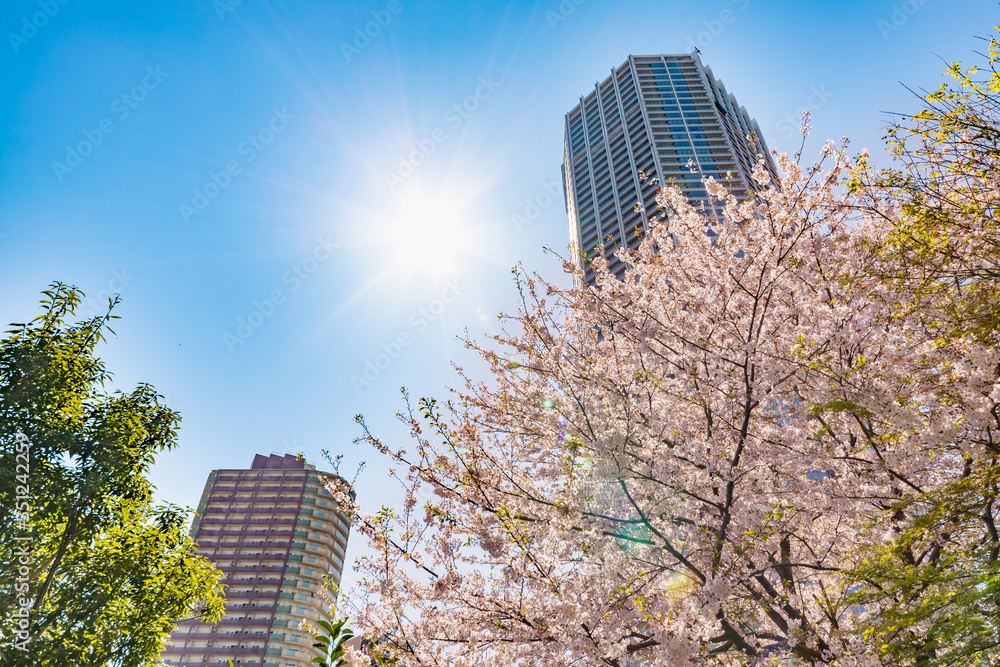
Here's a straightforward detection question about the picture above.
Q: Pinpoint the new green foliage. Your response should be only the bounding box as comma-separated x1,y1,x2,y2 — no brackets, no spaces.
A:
0,284,224,666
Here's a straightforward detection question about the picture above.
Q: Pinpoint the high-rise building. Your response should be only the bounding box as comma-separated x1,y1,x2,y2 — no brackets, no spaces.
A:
562,52,778,283
160,453,352,667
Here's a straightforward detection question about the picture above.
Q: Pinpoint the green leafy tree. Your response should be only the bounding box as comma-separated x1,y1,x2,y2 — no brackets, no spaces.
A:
851,27,1000,341
310,618,354,667
305,616,400,667
846,27,1000,666
0,284,224,666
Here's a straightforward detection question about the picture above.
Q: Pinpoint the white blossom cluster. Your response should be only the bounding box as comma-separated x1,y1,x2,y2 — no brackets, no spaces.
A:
329,135,1000,665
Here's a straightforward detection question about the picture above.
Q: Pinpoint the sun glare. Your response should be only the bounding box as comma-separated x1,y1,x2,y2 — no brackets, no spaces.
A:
382,186,474,278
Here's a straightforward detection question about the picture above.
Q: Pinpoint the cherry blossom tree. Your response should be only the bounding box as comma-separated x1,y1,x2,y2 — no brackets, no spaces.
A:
328,35,1000,666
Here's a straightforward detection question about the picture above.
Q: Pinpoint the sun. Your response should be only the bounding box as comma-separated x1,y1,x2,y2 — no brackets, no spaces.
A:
380,184,475,278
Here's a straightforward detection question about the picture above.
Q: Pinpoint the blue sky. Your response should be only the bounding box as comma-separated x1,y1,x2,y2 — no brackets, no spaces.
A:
1,0,995,588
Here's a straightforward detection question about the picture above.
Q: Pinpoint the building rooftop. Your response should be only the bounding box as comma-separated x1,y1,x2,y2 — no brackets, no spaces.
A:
251,452,308,470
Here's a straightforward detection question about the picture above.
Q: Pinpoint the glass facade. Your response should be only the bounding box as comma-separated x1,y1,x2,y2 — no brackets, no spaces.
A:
159,454,351,667
563,53,778,283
